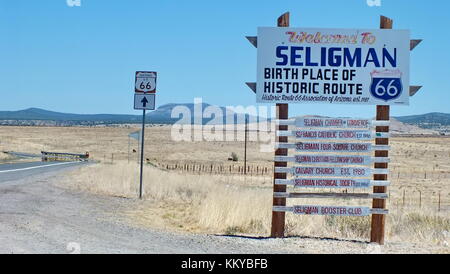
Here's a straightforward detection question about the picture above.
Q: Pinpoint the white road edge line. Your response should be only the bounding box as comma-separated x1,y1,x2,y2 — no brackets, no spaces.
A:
0,161,81,173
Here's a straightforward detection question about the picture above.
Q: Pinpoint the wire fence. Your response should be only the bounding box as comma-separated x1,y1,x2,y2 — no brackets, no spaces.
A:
153,161,449,213
155,162,274,176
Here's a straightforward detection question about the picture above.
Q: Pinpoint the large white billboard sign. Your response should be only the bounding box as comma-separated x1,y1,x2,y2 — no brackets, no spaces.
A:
257,27,410,105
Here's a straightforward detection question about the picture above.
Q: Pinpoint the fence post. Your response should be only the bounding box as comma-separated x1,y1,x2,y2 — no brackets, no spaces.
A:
419,190,422,208
438,191,441,212
403,189,406,207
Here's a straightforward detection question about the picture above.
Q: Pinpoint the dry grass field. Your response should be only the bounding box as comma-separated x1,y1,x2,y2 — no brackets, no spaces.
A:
1,125,449,251
0,125,272,166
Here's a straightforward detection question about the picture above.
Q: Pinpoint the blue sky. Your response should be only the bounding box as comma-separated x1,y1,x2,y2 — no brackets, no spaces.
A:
0,0,449,118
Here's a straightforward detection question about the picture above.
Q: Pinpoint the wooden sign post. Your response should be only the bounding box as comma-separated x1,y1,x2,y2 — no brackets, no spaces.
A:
370,15,392,245
370,15,422,244
271,12,290,238
246,13,422,244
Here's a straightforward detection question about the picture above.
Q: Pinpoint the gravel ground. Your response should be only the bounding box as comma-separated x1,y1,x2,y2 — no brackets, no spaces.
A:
0,167,447,254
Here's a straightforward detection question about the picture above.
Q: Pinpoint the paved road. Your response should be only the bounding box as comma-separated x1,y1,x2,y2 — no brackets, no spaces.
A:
2,151,41,159
0,161,88,183
0,165,303,254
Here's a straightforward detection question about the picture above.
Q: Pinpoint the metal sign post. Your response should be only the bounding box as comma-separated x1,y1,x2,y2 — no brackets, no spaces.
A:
134,71,157,199
139,109,146,199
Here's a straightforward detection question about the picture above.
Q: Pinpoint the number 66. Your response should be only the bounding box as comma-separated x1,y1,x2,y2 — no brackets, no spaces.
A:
140,82,152,90
374,79,398,96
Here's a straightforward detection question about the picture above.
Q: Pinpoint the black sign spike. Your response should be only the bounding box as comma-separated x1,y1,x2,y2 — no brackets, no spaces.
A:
245,82,256,93
409,86,422,96
245,36,257,48
410,39,422,51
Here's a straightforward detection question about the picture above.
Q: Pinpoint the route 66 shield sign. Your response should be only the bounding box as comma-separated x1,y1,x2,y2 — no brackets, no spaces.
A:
135,71,157,93
370,69,403,101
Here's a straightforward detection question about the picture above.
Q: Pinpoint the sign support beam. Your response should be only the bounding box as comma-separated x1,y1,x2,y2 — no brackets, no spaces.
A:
139,110,146,199
134,71,157,199
370,15,392,245
248,13,420,243
271,11,290,238
244,116,248,175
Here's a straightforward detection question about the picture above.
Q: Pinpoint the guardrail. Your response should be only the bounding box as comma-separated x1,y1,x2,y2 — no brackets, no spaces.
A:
41,151,89,162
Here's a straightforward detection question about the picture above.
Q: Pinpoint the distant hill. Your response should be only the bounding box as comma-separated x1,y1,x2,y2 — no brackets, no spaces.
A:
0,104,258,126
389,118,440,135
394,112,450,126
0,108,141,123
150,103,259,124
1,107,448,134
394,112,450,133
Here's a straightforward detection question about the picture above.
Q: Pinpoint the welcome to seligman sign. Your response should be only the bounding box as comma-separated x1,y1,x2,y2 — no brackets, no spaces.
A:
256,27,410,105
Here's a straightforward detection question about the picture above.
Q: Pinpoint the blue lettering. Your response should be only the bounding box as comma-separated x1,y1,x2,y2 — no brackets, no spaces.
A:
343,48,362,67
321,47,327,66
276,46,288,65
364,48,380,67
328,48,342,67
305,47,318,66
291,46,303,66
382,48,397,67
273,46,397,68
